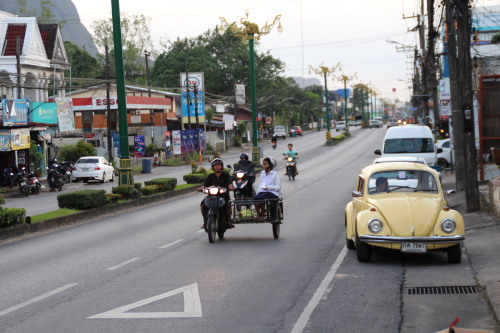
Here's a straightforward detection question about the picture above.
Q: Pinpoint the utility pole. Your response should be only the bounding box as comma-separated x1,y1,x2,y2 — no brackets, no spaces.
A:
16,36,22,99
144,50,154,144
418,0,430,122
105,44,113,162
445,0,479,211
427,0,440,129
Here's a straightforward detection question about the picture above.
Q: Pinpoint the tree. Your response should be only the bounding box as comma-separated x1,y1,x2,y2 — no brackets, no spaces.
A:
492,32,500,44
57,140,96,163
64,41,102,80
29,140,44,175
91,13,153,83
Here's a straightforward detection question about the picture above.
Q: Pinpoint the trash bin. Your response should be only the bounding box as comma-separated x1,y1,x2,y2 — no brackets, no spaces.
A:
142,159,152,173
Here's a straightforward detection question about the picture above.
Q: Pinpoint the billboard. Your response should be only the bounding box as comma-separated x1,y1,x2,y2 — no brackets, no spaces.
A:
0,130,11,151
2,99,28,126
11,128,30,150
181,91,205,124
30,102,58,124
56,98,75,132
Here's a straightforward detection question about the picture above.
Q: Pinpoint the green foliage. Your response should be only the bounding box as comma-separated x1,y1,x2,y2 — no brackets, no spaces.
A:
57,140,96,163
191,161,198,173
140,185,159,196
183,173,206,184
234,136,242,147
130,189,142,199
146,143,160,156
134,183,142,190
144,178,177,191
493,32,500,44
325,133,350,146
0,194,5,206
0,208,26,228
198,167,207,174
57,190,107,210
29,140,44,175
30,208,80,224
105,193,121,204
64,41,102,79
112,185,135,199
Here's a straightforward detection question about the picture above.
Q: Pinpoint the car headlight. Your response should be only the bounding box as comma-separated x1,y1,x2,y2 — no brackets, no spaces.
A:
368,218,383,233
441,218,456,233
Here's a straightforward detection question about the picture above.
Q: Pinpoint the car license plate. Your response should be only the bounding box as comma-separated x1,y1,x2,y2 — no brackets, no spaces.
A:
20,182,26,186
66,171,71,174
401,242,427,253
82,168,89,172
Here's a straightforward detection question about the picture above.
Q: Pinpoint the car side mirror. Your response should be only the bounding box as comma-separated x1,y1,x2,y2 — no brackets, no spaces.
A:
437,148,443,154
374,149,381,155
352,191,362,198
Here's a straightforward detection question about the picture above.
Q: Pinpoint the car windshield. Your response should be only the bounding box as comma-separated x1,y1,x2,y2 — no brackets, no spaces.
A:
384,138,435,153
368,170,439,194
77,158,99,164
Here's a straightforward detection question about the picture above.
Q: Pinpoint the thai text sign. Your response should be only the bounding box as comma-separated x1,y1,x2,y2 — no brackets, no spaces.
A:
56,98,75,132
30,102,58,124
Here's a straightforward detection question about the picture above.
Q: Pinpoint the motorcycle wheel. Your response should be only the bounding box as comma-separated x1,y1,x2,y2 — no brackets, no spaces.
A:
207,214,217,243
292,168,296,180
58,184,63,191
23,186,29,197
33,184,40,195
287,167,292,181
64,174,70,183
272,223,280,239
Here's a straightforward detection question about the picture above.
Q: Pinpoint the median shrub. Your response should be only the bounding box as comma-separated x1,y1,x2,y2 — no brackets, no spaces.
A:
112,185,135,199
183,173,206,184
134,182,142,190
140,185,159,196
144,178,177,191
57,190,107,210
105,193,121,204
0,208,26,228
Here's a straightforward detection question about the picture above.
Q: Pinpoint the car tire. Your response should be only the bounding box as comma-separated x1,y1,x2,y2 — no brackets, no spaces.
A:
346,237,355,250
447,244,461,263
437,158,448,169
101,173,106,183
110,172,114,182
355,235,372,262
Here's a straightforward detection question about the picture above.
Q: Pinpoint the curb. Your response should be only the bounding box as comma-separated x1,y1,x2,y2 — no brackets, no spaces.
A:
0,186,200,242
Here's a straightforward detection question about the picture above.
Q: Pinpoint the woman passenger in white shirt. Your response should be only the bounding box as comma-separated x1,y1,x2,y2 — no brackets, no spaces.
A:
254,157,282,219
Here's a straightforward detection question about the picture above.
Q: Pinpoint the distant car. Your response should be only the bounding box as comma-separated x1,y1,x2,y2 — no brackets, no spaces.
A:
369,119,382,128
387,118,399,128
436,138,453,168
290,126,302,136
348,120,355,126
345,161,464,263
72,156,115,183
355,120,362,126
273,125,287,139
336,121,346,131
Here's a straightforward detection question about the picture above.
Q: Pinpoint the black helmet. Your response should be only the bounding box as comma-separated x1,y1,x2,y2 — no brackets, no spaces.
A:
211,158,224,168
240,153,249,160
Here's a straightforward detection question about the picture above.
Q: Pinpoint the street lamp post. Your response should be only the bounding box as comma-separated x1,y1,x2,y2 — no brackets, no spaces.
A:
309,63,341,141
337,72,357,134
219,14,283,165
111,0,134,185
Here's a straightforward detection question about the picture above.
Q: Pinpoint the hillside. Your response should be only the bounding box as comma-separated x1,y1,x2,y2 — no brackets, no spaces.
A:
0,0,98,56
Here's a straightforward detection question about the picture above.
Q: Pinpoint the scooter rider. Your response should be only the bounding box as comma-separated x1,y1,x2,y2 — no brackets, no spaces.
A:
271,133,278,148
283,143,299,175
232,153,256,196
199,158,235,230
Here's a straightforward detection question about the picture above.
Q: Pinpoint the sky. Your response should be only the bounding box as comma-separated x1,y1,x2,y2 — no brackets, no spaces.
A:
71,0,499,103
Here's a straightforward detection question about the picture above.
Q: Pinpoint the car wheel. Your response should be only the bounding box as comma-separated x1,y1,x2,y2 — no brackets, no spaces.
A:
447,244,461,263
101,173,106,183
355,235,372,262
110,172,114,182
83,179,88,183
437,158,448,169
346,237,355,250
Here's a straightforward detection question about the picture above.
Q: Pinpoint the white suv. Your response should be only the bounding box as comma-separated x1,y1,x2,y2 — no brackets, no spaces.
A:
273,126,287,139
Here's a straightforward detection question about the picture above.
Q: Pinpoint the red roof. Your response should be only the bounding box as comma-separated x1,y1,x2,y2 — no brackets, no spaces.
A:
3,24,27,56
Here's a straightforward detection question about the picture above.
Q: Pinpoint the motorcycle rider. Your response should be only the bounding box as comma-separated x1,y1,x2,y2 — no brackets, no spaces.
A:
283,143,299,175
199,158,235,230
231,153,256,197
271,133,278,149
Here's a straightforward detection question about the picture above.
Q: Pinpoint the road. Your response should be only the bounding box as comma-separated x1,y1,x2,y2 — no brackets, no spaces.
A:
0,127,497,333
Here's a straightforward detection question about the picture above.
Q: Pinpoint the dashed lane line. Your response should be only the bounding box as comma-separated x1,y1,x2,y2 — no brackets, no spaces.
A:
105,257,141,271
159,239,184,249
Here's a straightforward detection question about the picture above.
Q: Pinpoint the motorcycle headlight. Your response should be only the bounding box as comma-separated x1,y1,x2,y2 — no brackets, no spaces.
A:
236,172,245,179
288,157,293,162
209,187,219,195
441,218,456,233
368,219,383,233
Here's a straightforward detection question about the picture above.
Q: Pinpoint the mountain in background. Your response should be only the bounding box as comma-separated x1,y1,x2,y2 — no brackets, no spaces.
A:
291,77,322,88
0,0,98,56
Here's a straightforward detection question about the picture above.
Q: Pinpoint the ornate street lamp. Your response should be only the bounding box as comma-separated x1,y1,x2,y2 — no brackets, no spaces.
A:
336,71,357,134
219,13,283,164
308,63,341,141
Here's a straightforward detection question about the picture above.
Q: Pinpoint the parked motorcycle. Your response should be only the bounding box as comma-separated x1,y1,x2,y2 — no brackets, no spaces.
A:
17,167,30,197
28,171,41,195
47,164,64,192
232,170,255,211
286,157,297,181
271,136,277,150
202,186,228,243
59,161,73,183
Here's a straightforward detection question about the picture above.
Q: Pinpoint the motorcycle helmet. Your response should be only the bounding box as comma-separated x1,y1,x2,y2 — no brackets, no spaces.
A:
240,152,249,160
211,158,224,169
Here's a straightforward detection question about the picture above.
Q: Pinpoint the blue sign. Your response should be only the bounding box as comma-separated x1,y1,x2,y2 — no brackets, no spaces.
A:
30,102,58,124
112,132,121,158
181,91,205,124
134,135,145,157
2,99,28,126
337,89,351,99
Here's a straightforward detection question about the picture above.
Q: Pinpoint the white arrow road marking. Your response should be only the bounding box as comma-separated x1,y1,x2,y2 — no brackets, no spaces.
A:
106,257,141,271
159,239,184,249
291,246,348,333
0,283,78,317
88,283,202,319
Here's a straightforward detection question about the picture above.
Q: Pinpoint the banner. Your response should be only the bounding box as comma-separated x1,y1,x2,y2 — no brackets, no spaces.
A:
2,99,28,126
112,132,120,158
181,91,205,124
172,130,181,155
235,84,245,104
0,130,11,151
133,135,145,157
30,102,58,124
56,98,75,132
223,114,234,130
11,128,30,150
180,72,204,92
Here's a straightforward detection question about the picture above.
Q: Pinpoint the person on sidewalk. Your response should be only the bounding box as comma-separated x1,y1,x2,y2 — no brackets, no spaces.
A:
254,157,282,220
283,143,299,175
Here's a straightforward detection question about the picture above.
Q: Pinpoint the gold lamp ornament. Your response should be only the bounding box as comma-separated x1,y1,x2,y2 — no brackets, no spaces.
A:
219,13,283,41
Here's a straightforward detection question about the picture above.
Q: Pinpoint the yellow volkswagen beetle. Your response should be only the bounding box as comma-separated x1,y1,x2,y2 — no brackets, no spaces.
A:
345,162,464,263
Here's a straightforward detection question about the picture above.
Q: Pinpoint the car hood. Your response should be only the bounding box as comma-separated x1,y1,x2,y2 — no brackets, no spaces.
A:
366,195,443,236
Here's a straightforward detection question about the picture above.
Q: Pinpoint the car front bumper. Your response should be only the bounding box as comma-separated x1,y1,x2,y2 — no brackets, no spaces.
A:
359,235,464,244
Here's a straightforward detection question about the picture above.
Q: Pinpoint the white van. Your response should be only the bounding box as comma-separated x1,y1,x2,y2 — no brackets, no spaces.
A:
374,125,442,165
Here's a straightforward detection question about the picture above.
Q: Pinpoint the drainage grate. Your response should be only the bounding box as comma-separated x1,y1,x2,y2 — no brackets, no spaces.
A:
406,286,481,295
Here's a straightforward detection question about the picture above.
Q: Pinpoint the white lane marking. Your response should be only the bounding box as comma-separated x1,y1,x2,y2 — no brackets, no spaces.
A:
105,257,141,271
159,239,184,249
291,246,348,333
0,283,78,317
88,283,202,319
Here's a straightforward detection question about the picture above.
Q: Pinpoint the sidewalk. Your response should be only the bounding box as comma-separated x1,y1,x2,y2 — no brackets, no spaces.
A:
440,169,500,323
